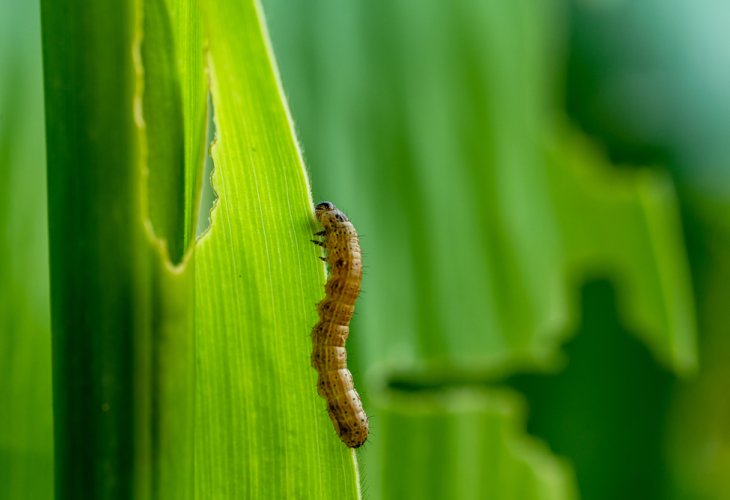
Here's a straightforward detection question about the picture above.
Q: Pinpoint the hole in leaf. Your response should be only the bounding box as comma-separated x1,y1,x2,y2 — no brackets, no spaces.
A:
196,91,218,238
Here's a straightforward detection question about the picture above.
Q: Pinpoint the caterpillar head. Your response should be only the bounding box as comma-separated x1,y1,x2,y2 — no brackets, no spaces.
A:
315,201,349,228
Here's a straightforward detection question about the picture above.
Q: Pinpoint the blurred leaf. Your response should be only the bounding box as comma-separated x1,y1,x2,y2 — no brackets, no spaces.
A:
509,280,676,500
193,0,360,497
547,128,696,374
556,3,730,498
0,2,54,498
41,0,198,496
665,196,730,500
373,389,576,500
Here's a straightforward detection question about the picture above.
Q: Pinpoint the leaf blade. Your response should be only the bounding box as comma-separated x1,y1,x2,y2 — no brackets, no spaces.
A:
194,0,360,497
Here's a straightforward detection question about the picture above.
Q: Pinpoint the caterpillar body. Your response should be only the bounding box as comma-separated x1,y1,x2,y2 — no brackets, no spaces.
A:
311,201,369,448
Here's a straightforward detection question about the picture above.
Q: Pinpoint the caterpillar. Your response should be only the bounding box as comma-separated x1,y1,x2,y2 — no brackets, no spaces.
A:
311,201,369,448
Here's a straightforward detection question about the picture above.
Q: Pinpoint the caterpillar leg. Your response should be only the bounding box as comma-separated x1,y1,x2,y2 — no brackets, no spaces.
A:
311,239,324,247
314,230,326,236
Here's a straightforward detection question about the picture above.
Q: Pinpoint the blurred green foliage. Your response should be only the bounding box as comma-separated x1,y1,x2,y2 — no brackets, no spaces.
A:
2,0,728,498
0,0,54,497
41,0,197,496
564,2,730,498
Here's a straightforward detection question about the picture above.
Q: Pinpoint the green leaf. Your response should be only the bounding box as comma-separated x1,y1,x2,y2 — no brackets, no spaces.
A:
41,0,197,497
193,0,360,497
546,128,697,373
0,2,54,498
373,389,576,500
143,0,207,261
41,0,360,497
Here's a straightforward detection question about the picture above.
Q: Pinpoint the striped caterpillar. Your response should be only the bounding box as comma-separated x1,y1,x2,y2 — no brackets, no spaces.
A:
311,201,369,448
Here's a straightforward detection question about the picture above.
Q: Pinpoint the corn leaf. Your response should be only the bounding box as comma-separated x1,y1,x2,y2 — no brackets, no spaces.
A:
193,0,359,497
40,0,360,497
